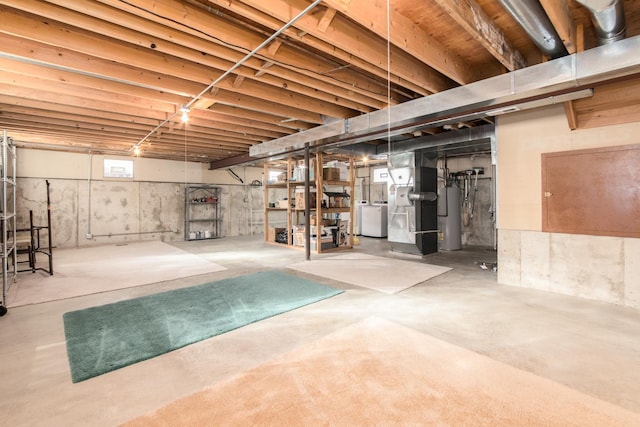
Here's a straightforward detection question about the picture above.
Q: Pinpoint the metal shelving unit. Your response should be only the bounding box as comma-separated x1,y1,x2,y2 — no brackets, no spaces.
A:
1,130,17,316
184,184,221,241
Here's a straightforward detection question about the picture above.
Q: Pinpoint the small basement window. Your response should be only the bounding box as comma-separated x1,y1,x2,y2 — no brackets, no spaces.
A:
103,159,134,179
373,167,389,183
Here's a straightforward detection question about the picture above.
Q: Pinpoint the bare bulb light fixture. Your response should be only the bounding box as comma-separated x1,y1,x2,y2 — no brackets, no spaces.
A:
180,105,190,123
133,146,141,156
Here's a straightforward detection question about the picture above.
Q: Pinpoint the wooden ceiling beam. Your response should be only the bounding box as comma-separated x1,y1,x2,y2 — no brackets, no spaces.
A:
0,57,187,106
231,0,457,92
0,35,201,98
254,62,274,78
321,0,485,84
51,0,389,109
0,83,167,121
0,90,276,148
215,77,357,119
190,109,297,134
1,119,256,153
8,131,241,161
105,0,409,102
433,0,526,71
0,95,161,127
207,104,314,131
205,0,432,97
0,4,367,119
0,94,292,137
0,70,177,114
317,7,338,33
0,106,160,133
211,90,324,124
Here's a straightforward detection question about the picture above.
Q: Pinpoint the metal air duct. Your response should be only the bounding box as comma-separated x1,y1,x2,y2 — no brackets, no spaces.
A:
576,0,626,45
249,35,640,160
376,124,495,156
497,0,568,59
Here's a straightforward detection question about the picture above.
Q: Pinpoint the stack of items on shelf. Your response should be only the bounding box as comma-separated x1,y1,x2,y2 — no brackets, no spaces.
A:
263,153,354,253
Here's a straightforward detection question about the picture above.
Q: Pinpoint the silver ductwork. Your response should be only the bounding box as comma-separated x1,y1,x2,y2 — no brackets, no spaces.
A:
577,0,626,45
497,0,568,59
377,124,495,156
249,35,640,159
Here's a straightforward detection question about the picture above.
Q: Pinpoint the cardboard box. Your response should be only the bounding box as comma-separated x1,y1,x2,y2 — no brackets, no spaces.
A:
277,199,289,209
322,167,341,181
309,215,334,226
267,227,285,242
337,220,350,246
331,196,345,208
293,231,305,246
295,191,316,210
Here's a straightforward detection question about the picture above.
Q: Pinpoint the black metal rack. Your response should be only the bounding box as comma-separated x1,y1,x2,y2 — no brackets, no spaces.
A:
17,180,53,276
184,185,221,241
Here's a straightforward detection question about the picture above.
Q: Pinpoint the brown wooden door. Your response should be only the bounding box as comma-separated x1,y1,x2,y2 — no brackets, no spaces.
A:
542,144,640,237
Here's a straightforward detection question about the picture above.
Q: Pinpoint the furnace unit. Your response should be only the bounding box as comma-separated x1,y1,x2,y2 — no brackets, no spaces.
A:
387,152,438,255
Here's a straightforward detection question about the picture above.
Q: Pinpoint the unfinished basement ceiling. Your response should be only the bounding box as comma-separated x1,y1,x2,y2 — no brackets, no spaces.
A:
0,0,639,165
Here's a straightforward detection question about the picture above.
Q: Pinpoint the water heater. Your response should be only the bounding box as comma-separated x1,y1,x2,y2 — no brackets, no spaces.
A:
438,186,462,250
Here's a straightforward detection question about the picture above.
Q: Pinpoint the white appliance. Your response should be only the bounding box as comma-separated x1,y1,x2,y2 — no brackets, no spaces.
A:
355,200,368,235
361,204,388,237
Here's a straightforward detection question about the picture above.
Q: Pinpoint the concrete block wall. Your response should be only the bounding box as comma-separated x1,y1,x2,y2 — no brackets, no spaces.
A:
498,230,640,309
14,148,267,248
496,105,640,309
17,177,267,248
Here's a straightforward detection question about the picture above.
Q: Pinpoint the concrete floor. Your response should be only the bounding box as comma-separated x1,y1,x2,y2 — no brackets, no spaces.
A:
1,235,639,426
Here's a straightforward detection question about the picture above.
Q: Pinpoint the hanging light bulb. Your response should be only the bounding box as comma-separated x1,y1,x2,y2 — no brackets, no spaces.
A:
133,146,141,156
180,105,190,123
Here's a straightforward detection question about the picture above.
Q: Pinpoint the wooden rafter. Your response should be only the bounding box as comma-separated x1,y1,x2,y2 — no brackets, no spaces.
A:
322,0,498,84
317,7,337,32
433,0,526,71
208,0,452,94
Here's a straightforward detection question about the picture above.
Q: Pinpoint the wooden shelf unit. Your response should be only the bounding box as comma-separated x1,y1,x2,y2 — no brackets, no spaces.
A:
263,152,355,253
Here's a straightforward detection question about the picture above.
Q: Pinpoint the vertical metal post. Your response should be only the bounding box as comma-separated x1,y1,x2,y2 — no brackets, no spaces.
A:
1,130,7,307
304,142,311,260
46,180,53,275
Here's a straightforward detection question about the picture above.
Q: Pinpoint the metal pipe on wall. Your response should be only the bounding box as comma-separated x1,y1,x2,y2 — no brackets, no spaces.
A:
86,153,92,239
89,230,176,238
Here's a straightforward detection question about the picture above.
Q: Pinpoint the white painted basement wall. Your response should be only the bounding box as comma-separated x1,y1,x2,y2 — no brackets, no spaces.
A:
15,148,265,247
496,104,640,309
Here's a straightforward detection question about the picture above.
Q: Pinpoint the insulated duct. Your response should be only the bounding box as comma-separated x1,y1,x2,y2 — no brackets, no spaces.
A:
249,35,640,160
497,0,568,59
376,124,495,156
577,0,626,45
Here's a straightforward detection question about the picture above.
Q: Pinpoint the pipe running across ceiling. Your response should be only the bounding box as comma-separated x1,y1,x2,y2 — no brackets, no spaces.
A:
497,0,569,59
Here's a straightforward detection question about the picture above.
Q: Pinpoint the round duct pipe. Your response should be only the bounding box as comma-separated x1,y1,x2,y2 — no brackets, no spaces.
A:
497,0,568,59
576,0,626,45
408,192,438,202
